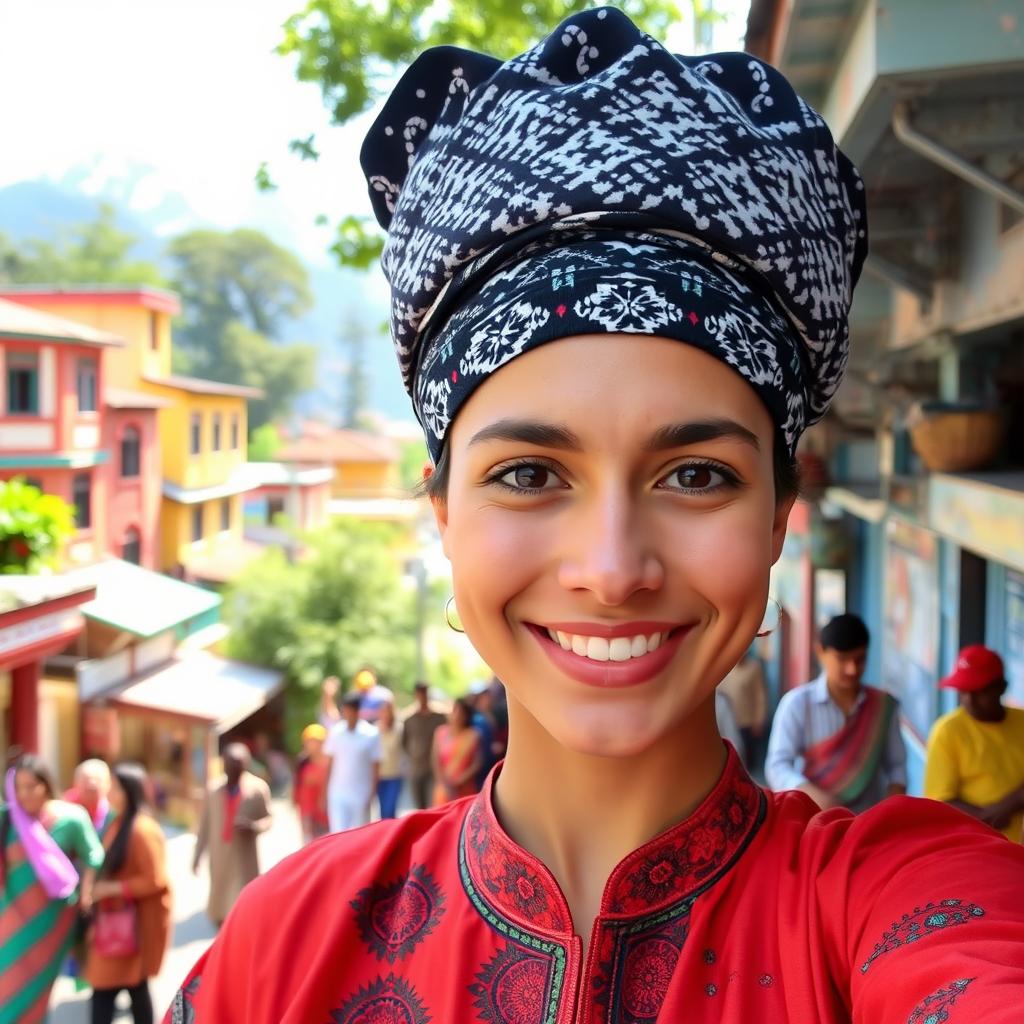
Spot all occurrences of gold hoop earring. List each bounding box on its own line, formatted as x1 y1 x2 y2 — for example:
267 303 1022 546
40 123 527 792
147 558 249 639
757 596 783 638
445 596 465 633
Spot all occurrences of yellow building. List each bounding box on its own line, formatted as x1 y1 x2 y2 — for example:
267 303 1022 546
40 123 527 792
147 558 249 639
278 426 400 498
0 287 263 581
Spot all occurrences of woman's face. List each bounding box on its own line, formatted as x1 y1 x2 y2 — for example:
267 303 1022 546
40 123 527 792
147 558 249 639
14 769 49 816
108 775 126 814
434 335 792 759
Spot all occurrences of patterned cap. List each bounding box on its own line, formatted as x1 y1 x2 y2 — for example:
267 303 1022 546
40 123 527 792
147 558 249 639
360 6 868 460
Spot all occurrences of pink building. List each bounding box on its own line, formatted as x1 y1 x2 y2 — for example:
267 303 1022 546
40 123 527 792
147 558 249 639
101 388 169 568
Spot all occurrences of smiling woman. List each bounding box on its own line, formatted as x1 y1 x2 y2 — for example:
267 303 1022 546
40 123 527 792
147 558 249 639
166 8 1024 1024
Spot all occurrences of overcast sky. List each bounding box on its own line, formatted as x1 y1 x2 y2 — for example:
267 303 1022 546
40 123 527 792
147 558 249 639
0 0 750 268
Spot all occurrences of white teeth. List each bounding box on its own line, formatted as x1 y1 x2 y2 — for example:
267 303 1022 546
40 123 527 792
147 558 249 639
543 628 674 663
609 637 633 662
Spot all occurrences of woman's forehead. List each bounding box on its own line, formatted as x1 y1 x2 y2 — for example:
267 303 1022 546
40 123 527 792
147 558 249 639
452 335 774 446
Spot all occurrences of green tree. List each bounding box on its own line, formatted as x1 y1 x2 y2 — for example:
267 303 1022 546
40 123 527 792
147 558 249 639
0 203 164 286
0 479 75 573
167 228 317 431
225 519 444 749
274 0 712 267
248 423 283 462
398 438 429 491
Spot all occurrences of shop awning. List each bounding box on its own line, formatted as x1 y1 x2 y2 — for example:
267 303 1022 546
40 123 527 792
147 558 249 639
63 558 221 638
109 650 284 734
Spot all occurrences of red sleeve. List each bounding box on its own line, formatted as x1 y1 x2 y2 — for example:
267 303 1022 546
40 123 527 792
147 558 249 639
809 796 1024 1022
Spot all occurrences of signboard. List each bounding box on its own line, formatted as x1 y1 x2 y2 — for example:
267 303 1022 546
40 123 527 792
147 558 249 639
0 609 82 660
929 474 1024 573
883 519 939 742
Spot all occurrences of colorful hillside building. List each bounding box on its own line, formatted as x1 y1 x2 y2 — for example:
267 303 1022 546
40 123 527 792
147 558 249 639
0 286 263 582
0 297 166 567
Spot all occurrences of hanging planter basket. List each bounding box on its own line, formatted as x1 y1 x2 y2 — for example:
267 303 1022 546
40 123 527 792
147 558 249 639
909 406 1007 473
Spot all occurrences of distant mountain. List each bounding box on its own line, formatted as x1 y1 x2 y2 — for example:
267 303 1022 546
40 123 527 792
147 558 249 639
0 177 412 424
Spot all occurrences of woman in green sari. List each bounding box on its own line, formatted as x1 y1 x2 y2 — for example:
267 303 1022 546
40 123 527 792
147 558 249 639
1 753 104 1024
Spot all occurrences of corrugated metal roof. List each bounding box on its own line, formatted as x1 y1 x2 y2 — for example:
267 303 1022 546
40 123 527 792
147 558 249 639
0 297 125 347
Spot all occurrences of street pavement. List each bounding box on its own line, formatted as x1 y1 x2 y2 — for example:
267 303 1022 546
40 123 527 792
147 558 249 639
49 799 304 1022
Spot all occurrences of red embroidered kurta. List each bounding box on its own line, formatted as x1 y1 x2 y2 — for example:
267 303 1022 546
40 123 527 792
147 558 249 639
167 747 1024 1023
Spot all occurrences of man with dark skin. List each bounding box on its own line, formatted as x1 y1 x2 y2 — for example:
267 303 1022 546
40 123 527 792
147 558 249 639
926 645 1024 842
401 682 447 810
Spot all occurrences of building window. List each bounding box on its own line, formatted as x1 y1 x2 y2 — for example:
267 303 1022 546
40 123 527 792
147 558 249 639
221 497 231 532
190 412 202 455
267 495 285 524
149 311 159 351
120 425 141 478
230 413 240 450
191 504 203 543
212 412 222 451
72 473 91 529
122 527 141 565
6 352 39 414
76 357 98 412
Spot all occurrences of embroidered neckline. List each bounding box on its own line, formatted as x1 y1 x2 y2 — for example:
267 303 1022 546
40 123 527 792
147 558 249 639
459 745 765 938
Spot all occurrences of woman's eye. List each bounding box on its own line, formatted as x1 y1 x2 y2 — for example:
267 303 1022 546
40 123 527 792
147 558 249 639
496 464 562 491
662 464 730 492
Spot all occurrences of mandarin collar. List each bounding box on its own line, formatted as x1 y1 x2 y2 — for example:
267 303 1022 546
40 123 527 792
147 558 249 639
459 745 765 939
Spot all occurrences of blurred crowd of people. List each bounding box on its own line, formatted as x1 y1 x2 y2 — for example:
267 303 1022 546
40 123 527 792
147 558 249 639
292 671 509 844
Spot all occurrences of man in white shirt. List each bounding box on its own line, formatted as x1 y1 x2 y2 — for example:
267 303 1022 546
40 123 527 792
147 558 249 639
324 692 382 832
765 613 906 813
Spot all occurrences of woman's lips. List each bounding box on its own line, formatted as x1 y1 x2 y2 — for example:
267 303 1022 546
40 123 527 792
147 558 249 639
527 622 692 688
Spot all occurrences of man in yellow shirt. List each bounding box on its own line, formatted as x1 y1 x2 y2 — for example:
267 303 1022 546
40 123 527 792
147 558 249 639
925 645 1024 842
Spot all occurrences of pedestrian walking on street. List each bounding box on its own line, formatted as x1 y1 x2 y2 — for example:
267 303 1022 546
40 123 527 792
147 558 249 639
168 10 1024 1023
400 680 446 809
375 701 404 820
925 645 1024 842
431 697 482 806
1 753 104 1024
64 758 117 838
717 649 768 770
765 614 907 812
293 724 330 843
192 743 272 928
85 763 171 1024
323 693 381 832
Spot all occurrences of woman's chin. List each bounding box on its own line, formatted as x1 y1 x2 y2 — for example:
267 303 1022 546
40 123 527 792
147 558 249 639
539 705 676 760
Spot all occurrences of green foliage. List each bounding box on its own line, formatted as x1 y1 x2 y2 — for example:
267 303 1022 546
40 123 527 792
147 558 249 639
398 438 429 490
0 203 164 286
0 479 75 574
248 423 283 462
167 228 317 430
225 519 440 749
277 0 706 269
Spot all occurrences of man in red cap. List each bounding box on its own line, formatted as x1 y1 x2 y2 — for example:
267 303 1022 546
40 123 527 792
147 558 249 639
925 645 1024 842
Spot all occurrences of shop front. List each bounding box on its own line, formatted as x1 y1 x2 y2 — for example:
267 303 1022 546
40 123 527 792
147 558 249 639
0 579 95 779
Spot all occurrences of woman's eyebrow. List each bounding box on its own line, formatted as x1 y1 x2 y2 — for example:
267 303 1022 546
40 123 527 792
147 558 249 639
646 420 761 452
468 419 583 450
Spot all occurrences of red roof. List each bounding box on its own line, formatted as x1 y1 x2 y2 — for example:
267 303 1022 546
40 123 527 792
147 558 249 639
278 428 398 464
0 285 181 316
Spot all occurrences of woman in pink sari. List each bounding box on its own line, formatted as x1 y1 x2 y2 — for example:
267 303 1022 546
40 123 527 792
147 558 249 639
431 698 482 805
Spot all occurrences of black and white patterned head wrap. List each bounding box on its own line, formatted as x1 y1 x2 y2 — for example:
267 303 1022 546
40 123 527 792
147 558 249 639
360 6 868 460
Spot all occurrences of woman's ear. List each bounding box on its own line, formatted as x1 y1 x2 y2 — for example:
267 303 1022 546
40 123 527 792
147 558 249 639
771 496 796 565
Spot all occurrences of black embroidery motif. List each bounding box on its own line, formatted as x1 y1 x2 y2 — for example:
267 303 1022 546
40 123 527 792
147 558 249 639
861 900 985 974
